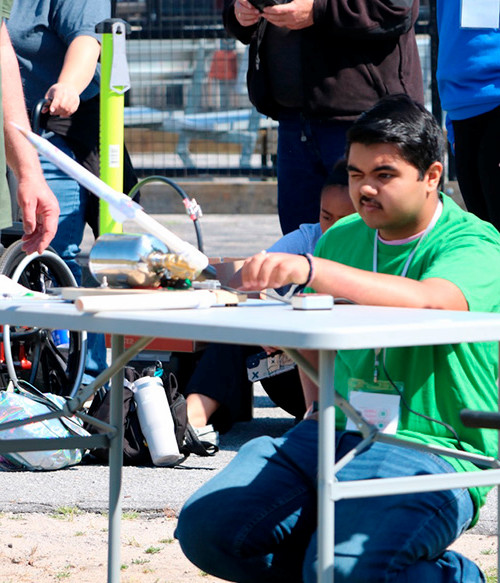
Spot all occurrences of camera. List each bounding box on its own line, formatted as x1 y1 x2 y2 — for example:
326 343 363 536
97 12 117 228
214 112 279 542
247 0 280 12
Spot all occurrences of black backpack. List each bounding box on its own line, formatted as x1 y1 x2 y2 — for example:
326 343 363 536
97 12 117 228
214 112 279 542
85 364 217 465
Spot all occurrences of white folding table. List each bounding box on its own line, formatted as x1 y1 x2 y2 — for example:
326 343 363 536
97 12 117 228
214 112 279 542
0 298 500 583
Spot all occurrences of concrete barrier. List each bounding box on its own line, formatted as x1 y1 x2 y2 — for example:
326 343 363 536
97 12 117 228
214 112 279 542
139 179 464 215
140 179 278 214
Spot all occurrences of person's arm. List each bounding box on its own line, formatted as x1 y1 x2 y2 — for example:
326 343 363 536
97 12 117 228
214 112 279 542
297 349 321 411
261 0 314 30
239 251 469 311
44 35 101 117
280 0 416 37
1 22 59 254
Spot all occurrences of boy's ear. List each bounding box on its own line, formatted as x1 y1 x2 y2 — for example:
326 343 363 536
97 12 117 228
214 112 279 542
425 161 443 190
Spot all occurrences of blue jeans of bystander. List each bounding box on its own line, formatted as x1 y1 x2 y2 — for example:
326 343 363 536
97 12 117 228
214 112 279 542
176 421 484 583
39 132 107 379
277 114 352 235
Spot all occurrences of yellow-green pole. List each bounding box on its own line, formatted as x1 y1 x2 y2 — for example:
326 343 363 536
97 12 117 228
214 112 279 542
96 19 131 235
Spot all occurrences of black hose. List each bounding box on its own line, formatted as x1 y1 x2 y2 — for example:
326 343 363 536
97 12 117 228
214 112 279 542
127 175 205 253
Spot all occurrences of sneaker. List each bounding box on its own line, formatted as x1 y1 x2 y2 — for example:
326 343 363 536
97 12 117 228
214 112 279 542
193 424 219 448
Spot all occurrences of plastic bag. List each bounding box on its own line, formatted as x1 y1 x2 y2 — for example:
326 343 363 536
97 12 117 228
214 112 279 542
0 390 89 471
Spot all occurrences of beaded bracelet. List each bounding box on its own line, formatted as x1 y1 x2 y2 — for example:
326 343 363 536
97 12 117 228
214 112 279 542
301 253 315 287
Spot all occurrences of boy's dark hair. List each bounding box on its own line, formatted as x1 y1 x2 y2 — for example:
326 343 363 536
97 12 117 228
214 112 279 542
323 158 348 189
346 94 445 179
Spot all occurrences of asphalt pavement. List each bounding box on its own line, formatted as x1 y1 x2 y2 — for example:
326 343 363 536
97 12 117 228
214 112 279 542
0 211 496 534
0 213 293 518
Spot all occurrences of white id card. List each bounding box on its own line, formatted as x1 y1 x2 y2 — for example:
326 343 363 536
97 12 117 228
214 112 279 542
461 0 500 29
346 391 400 434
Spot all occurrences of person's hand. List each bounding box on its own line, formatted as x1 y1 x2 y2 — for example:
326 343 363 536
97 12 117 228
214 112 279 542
239 251 310 291
263 0 314 29
17 177 59 254
43 83 80 117
234 0 261 26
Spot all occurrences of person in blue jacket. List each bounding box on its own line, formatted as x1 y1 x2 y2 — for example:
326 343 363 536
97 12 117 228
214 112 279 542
436 0 500 231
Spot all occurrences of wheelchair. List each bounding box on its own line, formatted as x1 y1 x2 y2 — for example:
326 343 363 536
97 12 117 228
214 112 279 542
0 222 86 398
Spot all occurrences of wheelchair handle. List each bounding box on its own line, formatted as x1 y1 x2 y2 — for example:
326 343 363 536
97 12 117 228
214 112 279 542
31 98 51 135
460 409 500 429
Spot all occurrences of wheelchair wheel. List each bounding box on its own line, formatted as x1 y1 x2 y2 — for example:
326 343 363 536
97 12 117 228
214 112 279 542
0 240 86 398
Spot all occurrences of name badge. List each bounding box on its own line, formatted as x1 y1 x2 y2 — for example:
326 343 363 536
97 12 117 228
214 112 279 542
346 390 400 434
461 0 500 29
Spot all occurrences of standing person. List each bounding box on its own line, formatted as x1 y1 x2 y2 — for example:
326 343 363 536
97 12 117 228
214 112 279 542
223 0 424 234
0 6 58 254
176 95 500 582
7 0 138 380
436 1 500 231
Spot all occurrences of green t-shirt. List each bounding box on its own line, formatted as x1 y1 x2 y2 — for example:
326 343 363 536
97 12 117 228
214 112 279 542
313 194 500 522
0 1 14 230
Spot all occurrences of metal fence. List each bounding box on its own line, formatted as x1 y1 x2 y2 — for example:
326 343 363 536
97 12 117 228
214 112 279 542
114 0 439 179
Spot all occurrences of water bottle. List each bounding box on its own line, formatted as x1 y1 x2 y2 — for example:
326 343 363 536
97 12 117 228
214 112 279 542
133 375 181 466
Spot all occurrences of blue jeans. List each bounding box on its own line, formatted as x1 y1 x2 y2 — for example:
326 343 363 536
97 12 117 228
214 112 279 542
40 132 107 379
176 422 484 583
277 114 352 234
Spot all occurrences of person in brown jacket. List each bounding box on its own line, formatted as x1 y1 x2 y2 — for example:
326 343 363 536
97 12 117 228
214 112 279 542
223 0 424 234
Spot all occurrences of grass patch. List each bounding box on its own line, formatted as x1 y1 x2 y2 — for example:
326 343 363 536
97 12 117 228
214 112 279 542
50 506 83 521
131 558 150 565
481 548 497 556
145 546 162 555
55 565 72 579
123 511 140 520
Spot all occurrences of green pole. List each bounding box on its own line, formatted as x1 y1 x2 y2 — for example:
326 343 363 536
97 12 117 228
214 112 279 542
95 19 131 235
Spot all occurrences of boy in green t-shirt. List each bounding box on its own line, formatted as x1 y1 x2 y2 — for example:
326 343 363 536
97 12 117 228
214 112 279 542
176 95 500 583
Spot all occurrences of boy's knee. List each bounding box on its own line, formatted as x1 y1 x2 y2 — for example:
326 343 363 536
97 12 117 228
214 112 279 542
176 500 215 567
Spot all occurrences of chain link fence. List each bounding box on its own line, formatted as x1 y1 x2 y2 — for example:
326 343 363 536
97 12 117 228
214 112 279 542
114 0 440 179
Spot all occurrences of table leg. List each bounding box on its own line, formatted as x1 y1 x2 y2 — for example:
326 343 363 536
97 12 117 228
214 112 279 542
108 334 125 583
318 350 336 583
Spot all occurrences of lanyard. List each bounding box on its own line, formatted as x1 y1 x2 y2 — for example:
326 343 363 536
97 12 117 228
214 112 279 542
371 199 443 381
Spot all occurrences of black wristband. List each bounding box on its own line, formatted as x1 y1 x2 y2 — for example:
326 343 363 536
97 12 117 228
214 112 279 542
300 253 315 287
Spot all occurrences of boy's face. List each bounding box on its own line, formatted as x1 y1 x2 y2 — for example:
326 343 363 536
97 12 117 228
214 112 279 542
347 142 442 240
319 186 354 233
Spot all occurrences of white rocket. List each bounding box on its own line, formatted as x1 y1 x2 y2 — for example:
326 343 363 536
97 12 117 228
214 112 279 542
13 123 212 278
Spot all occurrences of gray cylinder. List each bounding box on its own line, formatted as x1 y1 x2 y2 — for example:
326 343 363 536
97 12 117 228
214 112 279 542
89 233 169 287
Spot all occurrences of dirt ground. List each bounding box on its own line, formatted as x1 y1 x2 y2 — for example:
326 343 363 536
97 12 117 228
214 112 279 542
0 510 497 583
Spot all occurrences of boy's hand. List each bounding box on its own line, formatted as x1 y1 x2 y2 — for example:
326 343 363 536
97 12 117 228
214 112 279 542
239 251 310 291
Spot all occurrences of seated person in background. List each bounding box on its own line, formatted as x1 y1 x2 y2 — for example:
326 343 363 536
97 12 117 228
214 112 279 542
176 95 500 583
184 160 354 440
